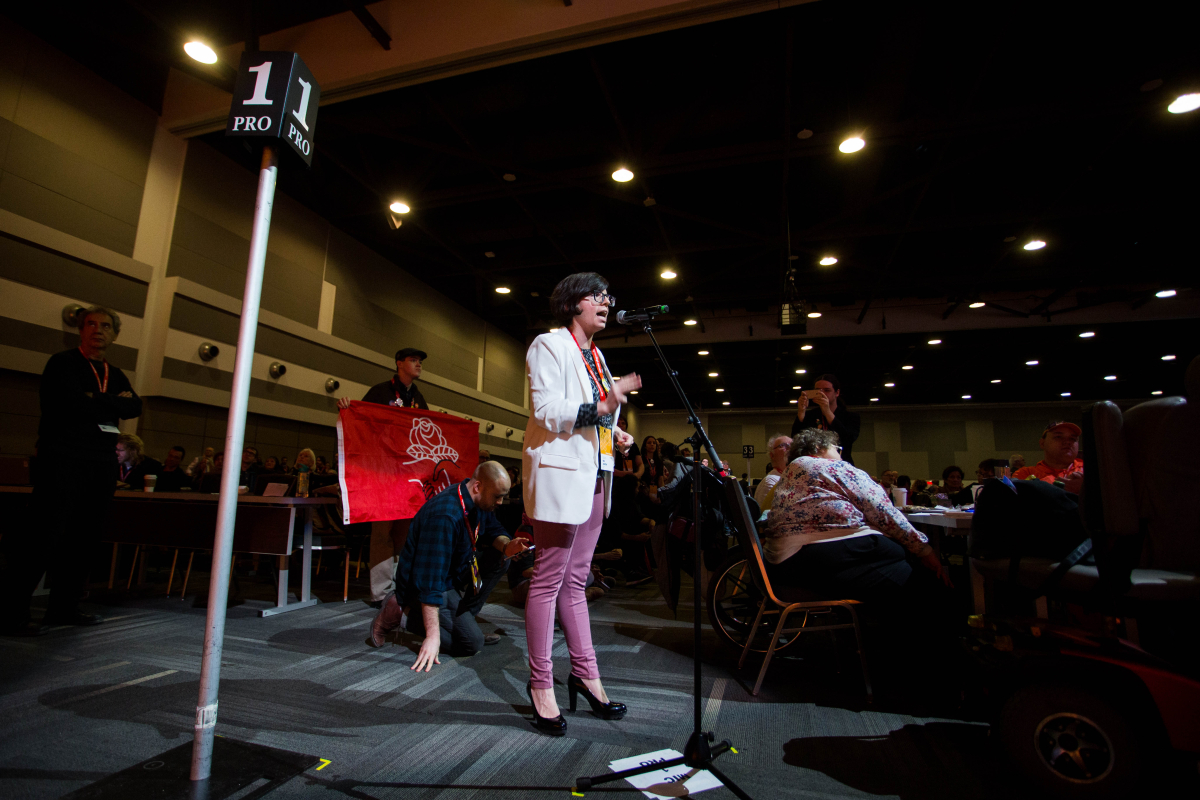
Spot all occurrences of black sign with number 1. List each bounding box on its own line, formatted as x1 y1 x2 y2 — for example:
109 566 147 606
225 51 321 167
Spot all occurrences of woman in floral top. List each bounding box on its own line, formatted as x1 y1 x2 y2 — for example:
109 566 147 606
765 429 950 602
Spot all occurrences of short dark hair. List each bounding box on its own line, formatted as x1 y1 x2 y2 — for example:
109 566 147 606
814 373 841 394
897 474 911 488
549 272 609 326
942 465 964 480
170 445 186 458
788 428 840 461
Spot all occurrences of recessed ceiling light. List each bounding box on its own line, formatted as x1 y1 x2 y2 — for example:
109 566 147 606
1162 354 1176 360
184 41 218 64
1156 289 1177 298
684 319 698 326
612 167 634 182
1104 375 1117 381
716 388 724 392
661 269 677 279
1168 93 1200 113
698 350 709 355
503 173 517 181
789 399 798 404
819 256 838 266
792 385 802 390
969 302 986 309
884 382 895 387
839 137 865 153
1061 392 1072 397
629 391 638 395
389 201 410 214
807 311 822 318
961 395 972 400
991 379 1001 383
800 344 813 351
795 369 806 374
1023 239 1046 251
1151 391 1163 396
708 372 718 377
484 251 496 258
901 365 914 370
646 403 654 407
722 401 730 406
1079 331 1095 338
796 128 813 139
549 327 559 332
494 287 511 294
870 398 879 402
1026 360 1039 366
927 339 942 345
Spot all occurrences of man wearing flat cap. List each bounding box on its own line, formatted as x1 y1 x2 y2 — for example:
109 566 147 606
339 347 431 604
1013 421 1084 493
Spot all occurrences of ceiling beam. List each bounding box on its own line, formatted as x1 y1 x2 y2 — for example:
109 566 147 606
343 1 392 50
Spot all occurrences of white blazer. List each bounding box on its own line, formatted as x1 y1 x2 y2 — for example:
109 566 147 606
522 327 614 525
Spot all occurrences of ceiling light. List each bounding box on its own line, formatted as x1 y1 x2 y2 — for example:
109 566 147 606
792 385 802 390
795 369 806 374
927 339 942 345
1168 93 1200 113
389 201 410 214
646 403 654 407
819 256 838 266
484 251 496 258
789 399 798 404
1026 360 1039 366
1162 355 1176 360
800 344 813 351
1151 391 1163 396
716 388 724 392
991 379 1001 384
901 365 914 370
698 350 709 355
684 319 698 326
1104 375 1117 381
1061 392 1072 397
612 167 634 182
184 41 218 64
807 311 822 318
839 137 865 153
969 302 986 309
870 398 879 402
549 327 559 332
884 382 895 387
629 391 638 395
1023 240 1046 251
1079 331 1095 338
1156 289 1177 298
494 287 511 294
796 129 813 139
722 401 730 406
661 269 677 279
708 372 718 377
503 173 516 181
961 395 972 399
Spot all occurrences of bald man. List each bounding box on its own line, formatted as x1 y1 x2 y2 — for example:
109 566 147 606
369 462 530 668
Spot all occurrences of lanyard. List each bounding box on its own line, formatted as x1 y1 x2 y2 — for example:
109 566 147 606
119 462 132 480
456 485 480 546
580 343 609 401
392 377 410 406
79 348 109 393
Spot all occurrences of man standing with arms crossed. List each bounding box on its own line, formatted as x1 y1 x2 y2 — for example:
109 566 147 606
339 347 429 606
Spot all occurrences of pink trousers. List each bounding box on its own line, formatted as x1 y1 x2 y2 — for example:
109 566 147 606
526 478 604 689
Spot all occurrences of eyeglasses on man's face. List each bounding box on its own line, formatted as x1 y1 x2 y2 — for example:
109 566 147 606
587 291 616 307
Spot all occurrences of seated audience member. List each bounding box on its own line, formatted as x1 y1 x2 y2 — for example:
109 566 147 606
368 462 529 663
478 450 492 463
754 433 792 511
263 456 279 472
881 470 899 491
212 452 224 473
1012 422 1084 493
942 465 976 505
187 446 215 477
679 446 692 459
278 456 292 474
315 455 329 475
156 446 189 492
896 475 911 492
116 434 162 490
765 429 949 606
238 446 262 488
1009 453 1026 472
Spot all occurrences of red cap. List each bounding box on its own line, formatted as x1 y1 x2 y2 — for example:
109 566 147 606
1042 421 1081 437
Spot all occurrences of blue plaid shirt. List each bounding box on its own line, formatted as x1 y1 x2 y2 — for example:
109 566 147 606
394 480 508 607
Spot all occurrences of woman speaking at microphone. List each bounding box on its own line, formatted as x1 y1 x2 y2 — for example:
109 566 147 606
522 273 641 735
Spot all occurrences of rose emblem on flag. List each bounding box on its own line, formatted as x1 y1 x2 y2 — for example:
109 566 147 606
405 417 460 466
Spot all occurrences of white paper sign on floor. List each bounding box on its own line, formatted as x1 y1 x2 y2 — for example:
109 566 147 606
607 749 723 798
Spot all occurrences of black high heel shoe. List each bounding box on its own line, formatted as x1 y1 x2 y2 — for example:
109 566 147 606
526 682 567 736
567 674 627 720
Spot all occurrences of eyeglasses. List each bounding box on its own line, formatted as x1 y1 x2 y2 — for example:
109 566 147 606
588 291 616 306
772 442 790 450
833 445 843 453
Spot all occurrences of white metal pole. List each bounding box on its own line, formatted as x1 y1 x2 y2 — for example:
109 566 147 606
190 145 278 787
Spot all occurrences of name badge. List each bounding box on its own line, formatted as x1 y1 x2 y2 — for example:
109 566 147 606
599 425 615 472
98 424 121 434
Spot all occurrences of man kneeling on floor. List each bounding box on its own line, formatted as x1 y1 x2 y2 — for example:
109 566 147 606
369 461 530 670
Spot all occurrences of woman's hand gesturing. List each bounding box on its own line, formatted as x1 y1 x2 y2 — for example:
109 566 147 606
598 372 642 416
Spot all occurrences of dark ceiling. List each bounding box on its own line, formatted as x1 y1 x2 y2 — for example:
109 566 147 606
9 1 1198 409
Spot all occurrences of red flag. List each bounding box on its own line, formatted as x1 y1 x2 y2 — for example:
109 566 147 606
336 402 480 524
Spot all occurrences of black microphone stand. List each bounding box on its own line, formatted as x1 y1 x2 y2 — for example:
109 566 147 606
574 319 752 799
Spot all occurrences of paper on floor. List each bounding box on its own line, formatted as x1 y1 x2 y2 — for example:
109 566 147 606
608 749 723 798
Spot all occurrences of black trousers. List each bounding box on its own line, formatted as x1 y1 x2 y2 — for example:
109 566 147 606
2 459 115 622
404 546 508 656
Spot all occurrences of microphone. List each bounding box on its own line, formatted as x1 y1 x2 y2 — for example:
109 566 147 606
616 305 669 324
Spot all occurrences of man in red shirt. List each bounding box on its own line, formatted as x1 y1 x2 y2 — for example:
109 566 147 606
1013 421 1084 493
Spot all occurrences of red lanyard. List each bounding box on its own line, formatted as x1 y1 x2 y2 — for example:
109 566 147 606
457 486 480 546
119 462 132 480
580 343 609 401
79 348 109 393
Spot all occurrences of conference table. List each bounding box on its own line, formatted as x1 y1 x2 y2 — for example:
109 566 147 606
902 509 973 532
0 486 337 617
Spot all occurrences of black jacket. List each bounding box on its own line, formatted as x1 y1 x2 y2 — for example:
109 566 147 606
791 404 862 466
362 376 428 409
37 349 142 462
